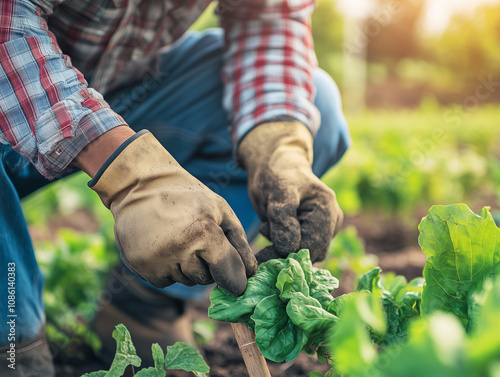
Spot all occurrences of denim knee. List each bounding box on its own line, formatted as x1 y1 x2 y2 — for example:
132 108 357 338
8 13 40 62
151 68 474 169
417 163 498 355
311 68 351 178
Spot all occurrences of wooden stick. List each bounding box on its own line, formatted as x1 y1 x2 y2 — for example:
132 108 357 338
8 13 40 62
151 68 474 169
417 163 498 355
231 322 272 377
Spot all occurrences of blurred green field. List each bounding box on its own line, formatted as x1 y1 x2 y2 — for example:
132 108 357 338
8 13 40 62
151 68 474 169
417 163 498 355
324 104 500 215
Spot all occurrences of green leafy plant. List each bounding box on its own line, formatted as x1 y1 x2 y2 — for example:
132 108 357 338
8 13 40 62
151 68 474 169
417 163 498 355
36 229 118 358
22 172 118 358
209 249 339 362
327 204 500 377
211 204 500 377
209 249 421 364
354 267 423 346
82 324 209 377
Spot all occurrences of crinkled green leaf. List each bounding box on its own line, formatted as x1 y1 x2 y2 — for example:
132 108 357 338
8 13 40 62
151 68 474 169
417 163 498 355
357 268 395 342
312 268 339 292
252 294 306 362
394 277 424 304
286 292 338 346
381 272 408 298
382 278 422 345
357 268 421 345
277 258 309 301
330 292 385 376
310 268 339 309
209 249 340 363
165 342 209 374
419 204 500 330
292 249 315 285
135 343 165 377
327 293 350 317
208 286 260 327
357 268 385 297
105 324 142 377
379 299 405 346
399 291 422 318
309 287 334 310
208 259 285 325
380 293 422 347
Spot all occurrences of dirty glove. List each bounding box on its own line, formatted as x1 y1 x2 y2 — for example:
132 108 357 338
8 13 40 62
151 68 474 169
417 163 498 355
90 130 257 295
237 122 343 263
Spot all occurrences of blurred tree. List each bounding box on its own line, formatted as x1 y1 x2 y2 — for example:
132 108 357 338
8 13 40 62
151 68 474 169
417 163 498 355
311 0 344 81
429 4 500 82
366 0 425 71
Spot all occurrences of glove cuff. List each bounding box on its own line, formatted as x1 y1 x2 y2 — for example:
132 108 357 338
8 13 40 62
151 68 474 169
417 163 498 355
89 130 181 209
237 121 314 172
88 129 150 189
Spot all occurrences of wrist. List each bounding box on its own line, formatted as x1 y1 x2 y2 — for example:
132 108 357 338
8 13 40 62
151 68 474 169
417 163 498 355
237 121 314 172
73 126 136 178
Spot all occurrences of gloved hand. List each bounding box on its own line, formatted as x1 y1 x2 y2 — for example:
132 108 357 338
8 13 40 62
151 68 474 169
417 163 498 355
237 121 343 263
90 131 257 296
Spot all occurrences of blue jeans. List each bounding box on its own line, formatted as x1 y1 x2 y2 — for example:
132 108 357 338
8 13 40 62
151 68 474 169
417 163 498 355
0 29 350 345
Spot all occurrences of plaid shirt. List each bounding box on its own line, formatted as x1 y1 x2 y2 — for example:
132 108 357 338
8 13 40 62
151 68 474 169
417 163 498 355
0 0 319 179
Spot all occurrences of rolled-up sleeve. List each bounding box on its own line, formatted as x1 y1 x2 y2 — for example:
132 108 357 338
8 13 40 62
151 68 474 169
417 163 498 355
0 0 126 179
217 0 320 145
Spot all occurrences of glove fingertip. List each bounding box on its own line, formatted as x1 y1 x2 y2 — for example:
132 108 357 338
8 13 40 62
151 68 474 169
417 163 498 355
219 278 247 296
255 246 282 264
333 211 344 238
208 245 249 296
245 254 258 277
224 229 258 278
259 222 271 239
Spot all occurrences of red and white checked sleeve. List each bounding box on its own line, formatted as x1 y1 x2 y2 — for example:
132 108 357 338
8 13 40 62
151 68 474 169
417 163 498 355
0 0 126 179
217 0 320 145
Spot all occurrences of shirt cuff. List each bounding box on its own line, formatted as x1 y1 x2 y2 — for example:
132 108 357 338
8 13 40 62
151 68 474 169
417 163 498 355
233 95 321 145
28 88 127 180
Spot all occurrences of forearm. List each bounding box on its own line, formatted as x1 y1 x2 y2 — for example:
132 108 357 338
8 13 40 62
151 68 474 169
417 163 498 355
73 126 136 178
0 0 127 179
218 0 320 145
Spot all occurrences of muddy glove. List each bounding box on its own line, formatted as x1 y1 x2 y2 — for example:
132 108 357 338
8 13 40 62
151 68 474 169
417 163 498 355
237 122 343 263
90 130 257 295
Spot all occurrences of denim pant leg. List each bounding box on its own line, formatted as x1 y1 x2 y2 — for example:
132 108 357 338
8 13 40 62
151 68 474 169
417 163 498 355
0 146 46 346
105 28 350 300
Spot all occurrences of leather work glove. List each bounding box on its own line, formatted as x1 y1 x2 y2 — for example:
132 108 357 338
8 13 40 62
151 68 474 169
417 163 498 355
237 121 343 264
90 131 257 296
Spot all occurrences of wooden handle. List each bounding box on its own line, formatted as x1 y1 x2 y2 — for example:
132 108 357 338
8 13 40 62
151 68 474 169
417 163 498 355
231 322 272 377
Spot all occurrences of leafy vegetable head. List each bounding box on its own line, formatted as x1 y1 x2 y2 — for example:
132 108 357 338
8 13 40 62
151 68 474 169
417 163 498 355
209 249 339 362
